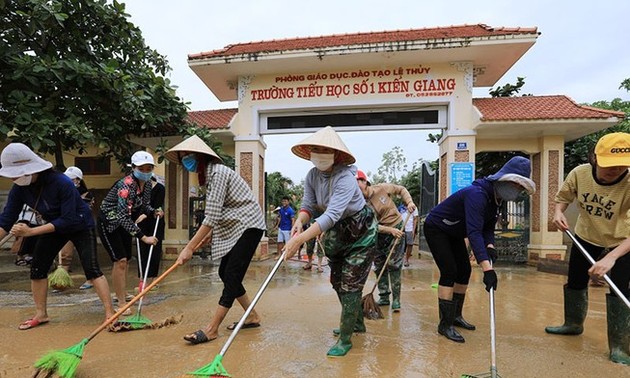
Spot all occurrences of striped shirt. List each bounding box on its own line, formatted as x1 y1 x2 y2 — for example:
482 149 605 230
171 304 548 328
202 164 266 260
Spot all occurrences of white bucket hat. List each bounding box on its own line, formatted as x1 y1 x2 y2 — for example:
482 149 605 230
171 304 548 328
131 151 155 167
64 166 83 180
164 135 223 164
0 143 53 178
291 126 355 165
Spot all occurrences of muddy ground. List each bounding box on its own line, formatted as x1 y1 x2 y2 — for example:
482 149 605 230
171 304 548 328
0 251 626 378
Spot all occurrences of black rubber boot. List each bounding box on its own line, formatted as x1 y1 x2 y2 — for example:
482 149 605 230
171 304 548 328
607 294 630 365
545 284 588 335
328 292 362 357
452 292 476 330
438 298 465 343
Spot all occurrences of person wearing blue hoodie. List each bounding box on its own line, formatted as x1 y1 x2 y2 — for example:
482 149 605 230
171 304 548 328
283 126 377 357
423 156 535 343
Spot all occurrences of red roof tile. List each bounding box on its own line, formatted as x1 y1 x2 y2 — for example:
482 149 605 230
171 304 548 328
189 24 538 60
187 109 237 129
473 96 625 122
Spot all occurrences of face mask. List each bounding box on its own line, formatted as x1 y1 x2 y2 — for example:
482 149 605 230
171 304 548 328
494 181 523 202
310 152 335 171
182 154 198 173
14 175 33 186
133 169 153 182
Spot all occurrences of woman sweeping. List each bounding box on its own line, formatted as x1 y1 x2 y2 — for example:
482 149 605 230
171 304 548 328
135 174 165 291
423 156 535 343
98 151 162 314
165 135 267 345
283 126 377 357
0 143 115 329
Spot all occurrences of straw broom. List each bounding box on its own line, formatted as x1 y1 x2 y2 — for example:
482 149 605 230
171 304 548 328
49 251 73 291
33 262 180 378
362 212 411 320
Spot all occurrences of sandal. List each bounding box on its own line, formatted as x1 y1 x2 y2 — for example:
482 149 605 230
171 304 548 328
15 256 32 266
183 330 216 345
316 267 324 273
18 318 49 330
115 307 132 316
303 263 312 270
226 321 260 331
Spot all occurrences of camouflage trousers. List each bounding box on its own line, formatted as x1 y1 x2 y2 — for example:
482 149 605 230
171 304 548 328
373 221 406 274
321 206 377 294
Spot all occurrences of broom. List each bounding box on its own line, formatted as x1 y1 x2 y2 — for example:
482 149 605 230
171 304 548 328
116 217 161 329
33 261 180 378
48 250 73 291
0 232 14 248
362 212 411 320
184 250 288 378
461 262 500 378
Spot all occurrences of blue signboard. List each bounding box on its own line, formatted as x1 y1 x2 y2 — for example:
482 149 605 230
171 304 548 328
450 162 474 194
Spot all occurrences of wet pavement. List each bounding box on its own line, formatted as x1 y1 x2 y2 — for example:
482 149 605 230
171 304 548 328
0 249 627 377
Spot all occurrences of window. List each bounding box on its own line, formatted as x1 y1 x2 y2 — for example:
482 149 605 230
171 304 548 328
74 157 111 175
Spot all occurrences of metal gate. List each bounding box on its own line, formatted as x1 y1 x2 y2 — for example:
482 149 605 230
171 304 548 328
494 198 530 263
418 162 437 252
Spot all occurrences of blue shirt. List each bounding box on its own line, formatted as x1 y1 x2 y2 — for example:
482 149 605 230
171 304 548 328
0 170 95 234
278 205 295 231
425 178 498 263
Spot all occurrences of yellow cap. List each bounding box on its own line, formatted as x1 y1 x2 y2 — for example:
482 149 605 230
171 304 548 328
595 132 630 167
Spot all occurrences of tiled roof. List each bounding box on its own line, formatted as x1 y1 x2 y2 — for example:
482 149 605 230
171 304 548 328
187 109 237 129
473 96 625 121
189 24 538 60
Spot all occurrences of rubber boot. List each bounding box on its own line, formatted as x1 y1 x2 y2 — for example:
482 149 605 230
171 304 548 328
545 285 588 335
438 298 465 343
333 306 366 336
607 294 630 365
377 271 390 306
391 270 402 311
452 292 475 330
328 292 362 357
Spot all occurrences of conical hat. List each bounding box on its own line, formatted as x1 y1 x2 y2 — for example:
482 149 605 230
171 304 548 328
291 126 355 165
164 135 223 164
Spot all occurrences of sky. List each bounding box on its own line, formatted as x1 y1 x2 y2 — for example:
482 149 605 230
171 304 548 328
124 0 629 182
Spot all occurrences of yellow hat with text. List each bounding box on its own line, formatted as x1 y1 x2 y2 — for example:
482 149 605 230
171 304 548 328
595 132 630 167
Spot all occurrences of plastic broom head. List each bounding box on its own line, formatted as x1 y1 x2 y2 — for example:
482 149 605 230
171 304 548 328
116 313 152 328
186 354 230 377
34 338 88 378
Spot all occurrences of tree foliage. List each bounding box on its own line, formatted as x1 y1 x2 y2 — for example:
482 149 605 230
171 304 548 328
265 171 294 210
0 0 189 170
563 93 630 175
376 146 407 184
489 76 527 97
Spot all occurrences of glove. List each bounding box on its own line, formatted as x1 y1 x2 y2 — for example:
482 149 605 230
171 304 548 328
483 270 498 292
487 247 498 264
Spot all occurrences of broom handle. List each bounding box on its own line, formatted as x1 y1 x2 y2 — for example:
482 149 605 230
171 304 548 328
368 212 412 295
565 230 630 309
137 216 161 314
0 233 13 249
489 262 498 378
86 261 178 340
218 249 287 358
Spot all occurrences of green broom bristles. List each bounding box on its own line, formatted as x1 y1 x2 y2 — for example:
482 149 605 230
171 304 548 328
116 313 152 328
34 338 88 378
48 267 73 290
186 355 231 377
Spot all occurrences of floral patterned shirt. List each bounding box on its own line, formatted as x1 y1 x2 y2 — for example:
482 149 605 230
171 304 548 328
99 174 154 238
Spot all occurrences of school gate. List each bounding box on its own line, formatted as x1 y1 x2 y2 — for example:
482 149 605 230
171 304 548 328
154 24 624 264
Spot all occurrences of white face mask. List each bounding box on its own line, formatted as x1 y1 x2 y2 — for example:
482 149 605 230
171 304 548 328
310 152 335 171
13 175 33 186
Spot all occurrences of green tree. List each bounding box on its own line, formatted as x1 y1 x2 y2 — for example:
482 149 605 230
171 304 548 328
399 160 422 205
563 80 630 175
266 171 294 210
0 0 189 170
377 146 407 184
488 76 527 97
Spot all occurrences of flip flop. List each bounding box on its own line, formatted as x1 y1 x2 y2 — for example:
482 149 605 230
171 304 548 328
303 264 312 270
79 282 93 290
227 321 260 331
183 330 216 345
18 318 49 330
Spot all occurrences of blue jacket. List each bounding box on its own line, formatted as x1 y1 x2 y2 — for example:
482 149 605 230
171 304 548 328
425 178 497 263
0 169 95 234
